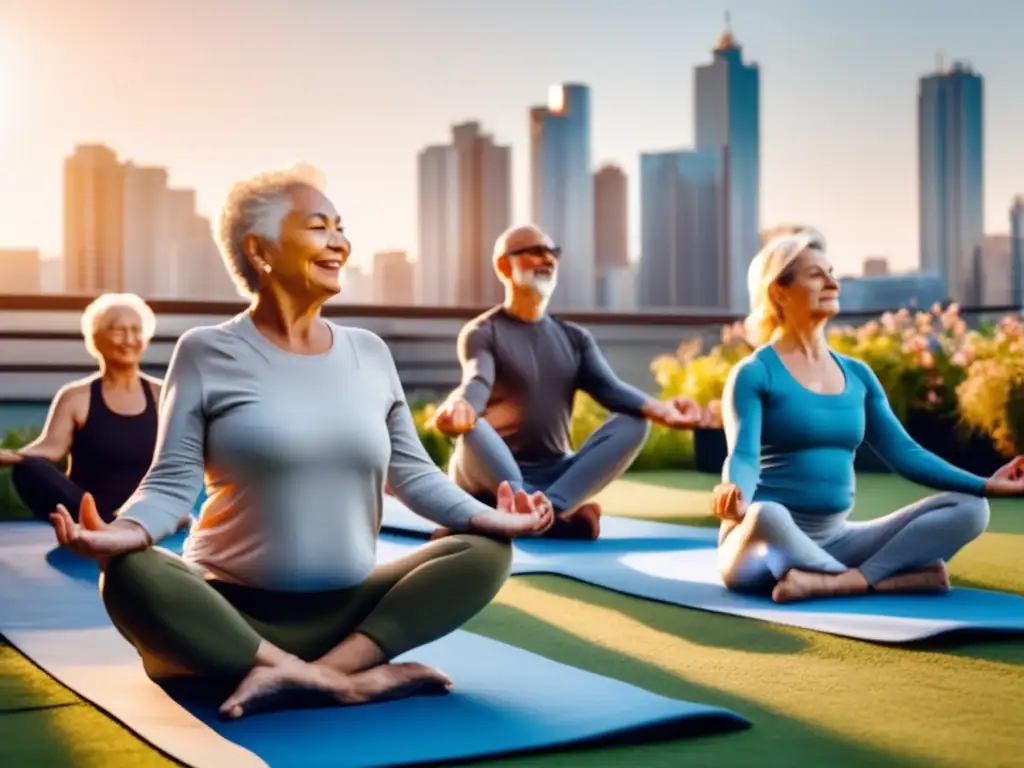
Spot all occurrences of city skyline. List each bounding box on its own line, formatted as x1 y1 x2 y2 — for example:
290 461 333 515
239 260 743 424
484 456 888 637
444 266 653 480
2 0 1023 278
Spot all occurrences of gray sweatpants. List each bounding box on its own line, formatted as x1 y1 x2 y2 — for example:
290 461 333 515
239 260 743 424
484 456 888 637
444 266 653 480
718 492 991 590
447 415 650 515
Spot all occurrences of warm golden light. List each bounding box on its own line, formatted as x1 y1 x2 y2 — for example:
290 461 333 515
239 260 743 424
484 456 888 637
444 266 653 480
547 84 565 114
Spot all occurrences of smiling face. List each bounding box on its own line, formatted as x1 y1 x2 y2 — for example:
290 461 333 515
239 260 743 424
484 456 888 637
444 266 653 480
91 306 147 367
246 184 352 300
771 246 841 327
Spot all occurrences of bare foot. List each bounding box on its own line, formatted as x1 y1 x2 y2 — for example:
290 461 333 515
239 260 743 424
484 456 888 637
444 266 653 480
548 502 602 540
220 659 337 720
874 562 950 594
772 568 868 603
219 660 450 720
346 662 452 704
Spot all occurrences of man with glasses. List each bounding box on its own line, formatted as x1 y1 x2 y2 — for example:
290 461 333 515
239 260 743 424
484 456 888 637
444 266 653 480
430 224 704 540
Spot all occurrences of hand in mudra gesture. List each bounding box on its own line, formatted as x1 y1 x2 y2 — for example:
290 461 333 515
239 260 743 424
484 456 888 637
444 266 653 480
50 492 148 563
984 456 1024 496
429 397 477 436
469 481 555 538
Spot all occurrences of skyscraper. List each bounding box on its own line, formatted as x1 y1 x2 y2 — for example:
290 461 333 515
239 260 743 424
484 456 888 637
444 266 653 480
417 144 460 307
1012 196 1024 307
374 250 416 305
530 83 594 310
122 162 171 297
417 122 511 307
694 19 760 312
64 144 125 294
638 149 726 310
918 60 984 305
64 144 227 300
594 164 630 309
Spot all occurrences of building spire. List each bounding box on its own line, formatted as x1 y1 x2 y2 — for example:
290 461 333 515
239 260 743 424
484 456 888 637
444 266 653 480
714 10 739 52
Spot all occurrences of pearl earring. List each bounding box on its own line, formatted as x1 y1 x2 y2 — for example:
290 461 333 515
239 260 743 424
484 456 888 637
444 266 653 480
262 263 272 274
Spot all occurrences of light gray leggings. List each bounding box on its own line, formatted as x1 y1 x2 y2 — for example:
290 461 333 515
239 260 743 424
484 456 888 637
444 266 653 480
447 414 650 514
718 492 991 590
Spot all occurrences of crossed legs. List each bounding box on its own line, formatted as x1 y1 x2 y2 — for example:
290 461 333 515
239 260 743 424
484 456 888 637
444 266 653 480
447 415 650 539
718 493 990 602
101 533 512 718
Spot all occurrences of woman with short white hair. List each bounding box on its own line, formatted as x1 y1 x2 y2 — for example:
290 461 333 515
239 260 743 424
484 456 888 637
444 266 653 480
46 165 554 719
0 293 162 523
712 229 1024 603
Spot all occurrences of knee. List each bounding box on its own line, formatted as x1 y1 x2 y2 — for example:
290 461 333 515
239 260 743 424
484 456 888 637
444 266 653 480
616 413 652 447
944 492 990 542
745 501 790 536
10 456 43 492
100 548 163 607
450 533 513 594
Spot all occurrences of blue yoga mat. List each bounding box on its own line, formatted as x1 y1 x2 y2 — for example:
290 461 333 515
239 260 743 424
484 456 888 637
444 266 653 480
380 497 1024 644
0 523 748 768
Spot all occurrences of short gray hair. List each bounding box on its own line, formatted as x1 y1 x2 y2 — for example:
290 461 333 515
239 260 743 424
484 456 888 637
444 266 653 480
80 293 157 360
216 164 327 296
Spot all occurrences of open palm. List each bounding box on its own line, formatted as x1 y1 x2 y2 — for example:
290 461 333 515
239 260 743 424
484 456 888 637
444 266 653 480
50 493 126 560
469 482 554 538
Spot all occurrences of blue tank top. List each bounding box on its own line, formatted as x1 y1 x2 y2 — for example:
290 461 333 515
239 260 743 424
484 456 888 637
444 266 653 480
67 377 158 517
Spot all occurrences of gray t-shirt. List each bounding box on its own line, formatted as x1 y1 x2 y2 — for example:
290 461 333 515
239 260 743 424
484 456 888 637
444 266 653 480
118 313 489 592
450 307 650 464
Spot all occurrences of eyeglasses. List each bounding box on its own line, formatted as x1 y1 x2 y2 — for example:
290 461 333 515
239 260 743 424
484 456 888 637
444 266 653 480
506 244 562 259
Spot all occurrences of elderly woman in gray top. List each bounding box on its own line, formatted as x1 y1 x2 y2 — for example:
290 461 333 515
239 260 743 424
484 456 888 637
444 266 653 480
47 165 554 720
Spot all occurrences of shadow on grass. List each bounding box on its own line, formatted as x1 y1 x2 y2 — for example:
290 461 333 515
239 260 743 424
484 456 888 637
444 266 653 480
519 574 808 656
896 628 1024 667
464 599 923 768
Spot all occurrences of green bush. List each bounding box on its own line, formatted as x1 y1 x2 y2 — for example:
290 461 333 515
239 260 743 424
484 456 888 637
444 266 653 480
571 392 695 471
0 426 39 520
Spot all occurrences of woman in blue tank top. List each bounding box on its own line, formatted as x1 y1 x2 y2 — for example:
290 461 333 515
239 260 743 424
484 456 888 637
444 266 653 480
0 294 163 524
715 229 1024 603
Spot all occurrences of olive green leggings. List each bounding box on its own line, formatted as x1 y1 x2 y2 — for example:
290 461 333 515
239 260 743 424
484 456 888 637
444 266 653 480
100 534 513 681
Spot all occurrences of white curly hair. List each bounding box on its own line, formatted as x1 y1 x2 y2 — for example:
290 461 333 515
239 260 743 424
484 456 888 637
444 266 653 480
80 293 157 360
216 163 327 297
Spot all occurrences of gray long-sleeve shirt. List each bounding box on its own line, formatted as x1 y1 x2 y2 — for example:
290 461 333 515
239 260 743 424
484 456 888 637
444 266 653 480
118 313 490 591
449 307 650 464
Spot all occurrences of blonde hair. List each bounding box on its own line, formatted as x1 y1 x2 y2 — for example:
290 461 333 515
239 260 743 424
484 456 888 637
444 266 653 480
743 228 826 345
80 293 157 360
216 163 327 297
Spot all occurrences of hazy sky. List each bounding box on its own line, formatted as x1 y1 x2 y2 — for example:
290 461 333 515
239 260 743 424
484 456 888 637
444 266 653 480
1 0 1021 275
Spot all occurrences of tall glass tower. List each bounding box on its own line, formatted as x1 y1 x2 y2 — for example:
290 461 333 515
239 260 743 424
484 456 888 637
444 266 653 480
694 19 760 312
530 83 595 310
1011 196 1023 308
918 61 984 305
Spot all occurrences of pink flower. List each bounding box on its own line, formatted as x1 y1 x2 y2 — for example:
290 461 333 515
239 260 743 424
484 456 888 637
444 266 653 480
857 321 880 342
928 390 940 404
904 334 928 353
880 312 898 333
918 351 935 369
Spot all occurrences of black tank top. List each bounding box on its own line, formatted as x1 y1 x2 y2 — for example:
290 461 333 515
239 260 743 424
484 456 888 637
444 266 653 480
68 377 159 517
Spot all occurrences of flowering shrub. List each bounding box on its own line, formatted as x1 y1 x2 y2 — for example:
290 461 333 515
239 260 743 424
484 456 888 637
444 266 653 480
571 392 695 470
650 323 753 428
956 315 1024 456
827 304 974 422
649 305 984 429
410 402 454 468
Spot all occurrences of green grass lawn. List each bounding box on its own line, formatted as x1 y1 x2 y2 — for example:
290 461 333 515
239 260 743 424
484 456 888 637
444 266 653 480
2 471 1022 767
